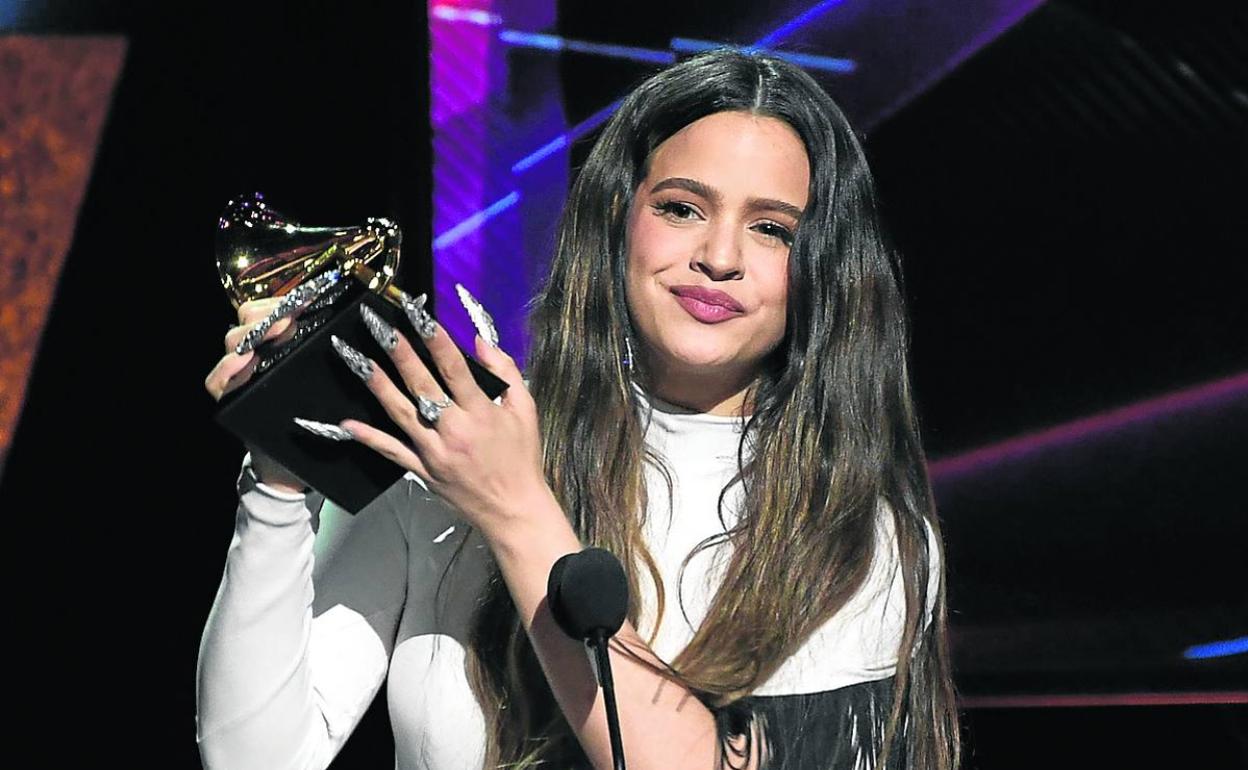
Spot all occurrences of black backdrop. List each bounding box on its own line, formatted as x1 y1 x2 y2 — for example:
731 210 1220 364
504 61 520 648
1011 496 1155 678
3 1 425 763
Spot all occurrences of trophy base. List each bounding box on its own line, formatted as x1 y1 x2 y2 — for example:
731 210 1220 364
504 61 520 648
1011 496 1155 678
216 284 507 513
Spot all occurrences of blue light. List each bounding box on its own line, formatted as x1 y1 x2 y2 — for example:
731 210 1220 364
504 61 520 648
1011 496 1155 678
498 30 676 65
670 38 856 73
511 99 622 174
434 191 521 250
568 98 625 141
498 30 562 51
512 136 568 174
769 49 857 74
752 0 852 48
667 38 723 54
1183 636 1248 660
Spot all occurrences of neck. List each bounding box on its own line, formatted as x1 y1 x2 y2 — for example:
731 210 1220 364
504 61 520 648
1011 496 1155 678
643 365 757 417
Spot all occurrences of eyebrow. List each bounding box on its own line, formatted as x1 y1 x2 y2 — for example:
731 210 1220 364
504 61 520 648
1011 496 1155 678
649 177 805 222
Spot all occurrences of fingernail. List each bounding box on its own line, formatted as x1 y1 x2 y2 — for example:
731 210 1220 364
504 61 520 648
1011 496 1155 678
331 334 373 381
400 291 437 339
455 283 499 347
293 417 354 441
235 269 343 355
359 304 399 352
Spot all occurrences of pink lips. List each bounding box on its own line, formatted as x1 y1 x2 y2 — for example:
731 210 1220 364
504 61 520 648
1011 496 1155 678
669 285 745 323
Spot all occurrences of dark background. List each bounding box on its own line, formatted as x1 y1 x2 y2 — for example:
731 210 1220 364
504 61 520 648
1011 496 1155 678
3 0 1245 766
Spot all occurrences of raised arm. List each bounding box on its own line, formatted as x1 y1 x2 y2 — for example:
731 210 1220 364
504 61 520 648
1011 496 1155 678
195 459 410 769
199 289 416 769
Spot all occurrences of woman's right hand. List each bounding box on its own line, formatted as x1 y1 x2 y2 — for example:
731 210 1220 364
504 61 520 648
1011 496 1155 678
204 298 308 494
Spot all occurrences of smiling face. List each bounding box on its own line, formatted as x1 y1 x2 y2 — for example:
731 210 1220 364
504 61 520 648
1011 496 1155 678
624 110 810 412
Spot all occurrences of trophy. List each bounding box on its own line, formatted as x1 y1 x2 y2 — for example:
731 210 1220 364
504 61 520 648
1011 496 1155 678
214 192 507 513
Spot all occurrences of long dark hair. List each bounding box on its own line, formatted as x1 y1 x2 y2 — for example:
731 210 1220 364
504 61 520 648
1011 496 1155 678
465 49 959 769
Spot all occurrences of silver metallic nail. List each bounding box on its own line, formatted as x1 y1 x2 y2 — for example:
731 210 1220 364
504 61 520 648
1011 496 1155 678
359 304 399 352
293 417 354 441
415 394 452 423
235 269 343 355
455 283 499 347
331 334 373 381
400 291 437 339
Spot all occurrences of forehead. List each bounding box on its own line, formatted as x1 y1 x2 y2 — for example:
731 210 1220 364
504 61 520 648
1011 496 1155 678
645 111 810 206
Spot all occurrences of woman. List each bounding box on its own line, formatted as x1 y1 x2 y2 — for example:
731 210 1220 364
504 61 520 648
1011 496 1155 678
199 50 959 769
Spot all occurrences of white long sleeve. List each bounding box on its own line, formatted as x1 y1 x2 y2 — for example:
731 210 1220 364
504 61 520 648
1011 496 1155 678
196 457 410 769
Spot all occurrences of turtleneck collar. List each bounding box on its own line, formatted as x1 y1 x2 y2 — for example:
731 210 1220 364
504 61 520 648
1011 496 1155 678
631 380 750 461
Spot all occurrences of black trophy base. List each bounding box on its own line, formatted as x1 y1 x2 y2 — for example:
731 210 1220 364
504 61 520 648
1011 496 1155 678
215 284 507 513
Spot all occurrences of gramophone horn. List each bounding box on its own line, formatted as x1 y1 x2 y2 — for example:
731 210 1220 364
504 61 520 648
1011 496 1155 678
216 192 401 308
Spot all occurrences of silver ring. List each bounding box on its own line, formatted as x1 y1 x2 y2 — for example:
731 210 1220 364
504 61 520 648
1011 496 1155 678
416 395 453 423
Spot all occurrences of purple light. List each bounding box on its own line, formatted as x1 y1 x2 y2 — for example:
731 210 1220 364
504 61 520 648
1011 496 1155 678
930 371 1248 481
961 691 1248 709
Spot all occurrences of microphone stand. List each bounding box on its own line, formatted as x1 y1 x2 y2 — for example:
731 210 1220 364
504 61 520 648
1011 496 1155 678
589 628 626 770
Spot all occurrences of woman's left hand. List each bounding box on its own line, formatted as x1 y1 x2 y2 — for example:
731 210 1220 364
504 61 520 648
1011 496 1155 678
326 294 556 544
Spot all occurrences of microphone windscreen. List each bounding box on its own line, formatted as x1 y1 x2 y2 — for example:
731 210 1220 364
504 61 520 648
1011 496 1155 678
547 547 629 640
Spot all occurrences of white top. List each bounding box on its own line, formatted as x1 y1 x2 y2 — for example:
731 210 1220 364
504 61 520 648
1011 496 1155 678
195 388 939 769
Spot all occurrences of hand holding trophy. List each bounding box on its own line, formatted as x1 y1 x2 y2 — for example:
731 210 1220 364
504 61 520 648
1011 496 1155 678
205 193 507 512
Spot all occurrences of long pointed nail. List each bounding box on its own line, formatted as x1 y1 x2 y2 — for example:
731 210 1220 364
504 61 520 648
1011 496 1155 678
331 334 373 381
455 283 499 347
360 305 399 352
399 291 437 339
293 417 354 441
235 269 343 355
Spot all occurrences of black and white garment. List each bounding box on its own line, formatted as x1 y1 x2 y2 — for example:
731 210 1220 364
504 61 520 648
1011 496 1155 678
196 385 938 770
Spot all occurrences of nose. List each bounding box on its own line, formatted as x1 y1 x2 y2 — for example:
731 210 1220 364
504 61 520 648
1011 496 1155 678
692 220 744 281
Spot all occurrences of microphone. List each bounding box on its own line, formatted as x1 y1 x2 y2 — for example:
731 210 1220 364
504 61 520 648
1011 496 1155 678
548 547 629 770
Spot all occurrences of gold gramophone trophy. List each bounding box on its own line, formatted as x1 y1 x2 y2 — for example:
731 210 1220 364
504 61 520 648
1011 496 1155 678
214 192 506 512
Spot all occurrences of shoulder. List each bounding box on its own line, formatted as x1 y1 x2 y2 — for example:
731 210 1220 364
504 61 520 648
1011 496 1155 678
752 499 941 697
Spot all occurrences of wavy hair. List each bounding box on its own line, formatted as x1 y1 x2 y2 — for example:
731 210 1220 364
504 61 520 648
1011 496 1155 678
464 50 959 769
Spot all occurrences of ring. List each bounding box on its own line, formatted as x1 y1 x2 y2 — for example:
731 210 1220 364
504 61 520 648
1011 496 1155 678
416 395 453 424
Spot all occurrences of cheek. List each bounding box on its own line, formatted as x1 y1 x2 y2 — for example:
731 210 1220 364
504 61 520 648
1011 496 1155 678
625 211 672 276
756 259 790 323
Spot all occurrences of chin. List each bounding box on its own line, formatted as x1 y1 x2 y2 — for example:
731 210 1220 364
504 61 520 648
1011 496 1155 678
654 338 745 372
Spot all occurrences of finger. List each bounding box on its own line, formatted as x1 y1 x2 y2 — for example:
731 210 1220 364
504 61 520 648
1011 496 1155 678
339 418 435 482
474 335 532 412
425 321 491 409
205 349 256 400
474 334 524 390
359 304 448 404
393 289 487 409
224 317 294 354
235 270 344 354
220 354 260 398
329 335 445 450
238 297 284 326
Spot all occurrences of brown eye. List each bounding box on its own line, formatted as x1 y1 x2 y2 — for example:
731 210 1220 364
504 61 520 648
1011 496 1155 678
653 201 700 220
754 222 794 247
